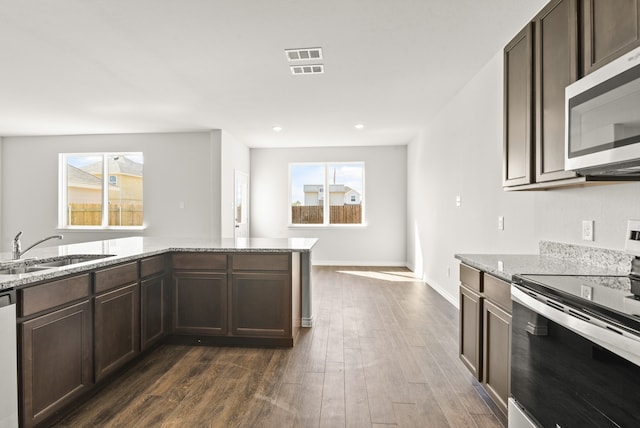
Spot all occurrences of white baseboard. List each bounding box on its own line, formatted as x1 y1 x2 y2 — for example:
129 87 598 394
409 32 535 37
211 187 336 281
423 275 458 309
312 260 408 267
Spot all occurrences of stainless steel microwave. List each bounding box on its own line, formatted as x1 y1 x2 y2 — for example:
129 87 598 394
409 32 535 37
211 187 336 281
565 45 640 176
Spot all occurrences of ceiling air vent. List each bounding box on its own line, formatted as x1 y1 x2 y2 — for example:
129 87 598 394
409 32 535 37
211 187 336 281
290 64 324 75
285 47 323 61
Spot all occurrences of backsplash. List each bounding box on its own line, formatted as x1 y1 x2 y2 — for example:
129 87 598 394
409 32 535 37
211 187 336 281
539 241 634 273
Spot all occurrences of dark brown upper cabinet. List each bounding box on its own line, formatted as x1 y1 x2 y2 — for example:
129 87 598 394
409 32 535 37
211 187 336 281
535 0 580 183
582 0 640 75
503 23 534 187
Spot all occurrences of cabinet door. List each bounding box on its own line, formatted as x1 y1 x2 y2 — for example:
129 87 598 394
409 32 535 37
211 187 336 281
459 285 482 380
173 272 227 335
141 274 167 350
483 299 512 419
21 301 93 428
504 23 534 187
535 0 579 183
231 272 291 338
583 0 640 74
94 283 140 382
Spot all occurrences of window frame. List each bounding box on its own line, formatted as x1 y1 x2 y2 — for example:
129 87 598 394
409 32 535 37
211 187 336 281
288 161 366 228
58 152 145 230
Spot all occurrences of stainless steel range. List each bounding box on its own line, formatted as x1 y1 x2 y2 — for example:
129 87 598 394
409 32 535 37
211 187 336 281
510 273 640 427
509 221 640 428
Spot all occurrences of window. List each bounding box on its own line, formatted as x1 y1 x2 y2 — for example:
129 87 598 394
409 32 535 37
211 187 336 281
290 162 364 225
59 152 144 228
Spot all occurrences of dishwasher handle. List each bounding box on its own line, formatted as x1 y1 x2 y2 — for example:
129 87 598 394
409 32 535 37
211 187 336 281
0 290 16 308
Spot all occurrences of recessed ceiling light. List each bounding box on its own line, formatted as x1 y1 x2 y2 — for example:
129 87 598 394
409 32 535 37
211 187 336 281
355 123 364 130
272 125 283 132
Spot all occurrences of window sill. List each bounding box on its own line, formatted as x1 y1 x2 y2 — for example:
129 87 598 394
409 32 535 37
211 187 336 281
288 223 368 230
57 226 147 232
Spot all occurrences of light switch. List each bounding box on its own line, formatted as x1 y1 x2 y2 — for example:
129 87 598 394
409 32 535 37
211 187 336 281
498 216 504 230
582 220 594 241
456 195 461 207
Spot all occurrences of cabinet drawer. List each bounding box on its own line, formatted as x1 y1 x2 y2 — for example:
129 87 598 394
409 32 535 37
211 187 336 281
94 262 138 294
140 255 166 278
232 253 290 271
21 274 91 317
172 253 227 271
460 264 483 292
484 274 512 312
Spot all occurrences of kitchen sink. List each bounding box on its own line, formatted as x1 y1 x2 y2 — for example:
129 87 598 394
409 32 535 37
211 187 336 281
0 254 116 275
0 266 51 275
35 254 115 268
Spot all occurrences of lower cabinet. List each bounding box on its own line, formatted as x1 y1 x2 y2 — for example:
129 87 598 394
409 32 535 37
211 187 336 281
20 300 93 428
141 274 168 350
140 255 170 351
173 272 227 335
458 264 512 419
94 283 140 382
171 252 300 345
459 284 482 380
483 299 512 417
231 272 291 338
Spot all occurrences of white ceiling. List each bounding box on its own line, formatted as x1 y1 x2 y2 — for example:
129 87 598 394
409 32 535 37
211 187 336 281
0 0 545 148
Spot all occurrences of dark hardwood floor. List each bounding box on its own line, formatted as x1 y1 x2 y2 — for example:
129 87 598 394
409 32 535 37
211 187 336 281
54 266 504 428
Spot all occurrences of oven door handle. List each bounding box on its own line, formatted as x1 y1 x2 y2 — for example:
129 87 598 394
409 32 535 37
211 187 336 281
512 285 640 366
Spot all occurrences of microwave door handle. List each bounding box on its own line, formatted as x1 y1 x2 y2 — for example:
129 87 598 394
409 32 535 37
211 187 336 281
511 285 640 366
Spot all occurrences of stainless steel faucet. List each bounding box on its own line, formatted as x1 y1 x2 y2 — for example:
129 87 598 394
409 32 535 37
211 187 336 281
12 231 63 260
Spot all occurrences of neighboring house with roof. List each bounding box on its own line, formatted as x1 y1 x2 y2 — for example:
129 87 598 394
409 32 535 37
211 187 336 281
81 156 143 205
344 186 361 205
303 184 361 206
67 164 103 203
303 184 324 206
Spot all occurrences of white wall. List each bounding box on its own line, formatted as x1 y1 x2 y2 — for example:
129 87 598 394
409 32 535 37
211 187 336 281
407 48 640 306
220 130 250 238
533 182 640 249
251 145 407 265
407 51 538 305
1 131 222 250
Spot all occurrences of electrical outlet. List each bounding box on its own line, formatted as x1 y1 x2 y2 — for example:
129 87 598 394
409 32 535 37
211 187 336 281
582 220 594 241
581 285 593 300
498 216 504 230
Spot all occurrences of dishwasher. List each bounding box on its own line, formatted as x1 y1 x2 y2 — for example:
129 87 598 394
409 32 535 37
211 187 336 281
0 289 18 428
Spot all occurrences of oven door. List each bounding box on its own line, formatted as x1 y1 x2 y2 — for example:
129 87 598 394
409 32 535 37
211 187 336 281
510 285 640 428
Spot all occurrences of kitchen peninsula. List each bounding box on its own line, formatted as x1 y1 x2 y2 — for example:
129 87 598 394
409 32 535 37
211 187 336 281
1 236 317 428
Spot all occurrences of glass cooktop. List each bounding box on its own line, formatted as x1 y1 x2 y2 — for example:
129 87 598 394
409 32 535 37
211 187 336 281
513 274 640 333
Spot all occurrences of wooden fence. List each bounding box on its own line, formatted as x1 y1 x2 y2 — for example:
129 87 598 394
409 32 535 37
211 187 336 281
68 203 143 226
291 205 362 224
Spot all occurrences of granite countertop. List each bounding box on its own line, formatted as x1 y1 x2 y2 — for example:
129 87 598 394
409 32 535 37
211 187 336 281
454 254 628 283
455 241 634 283
0 236 319 289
